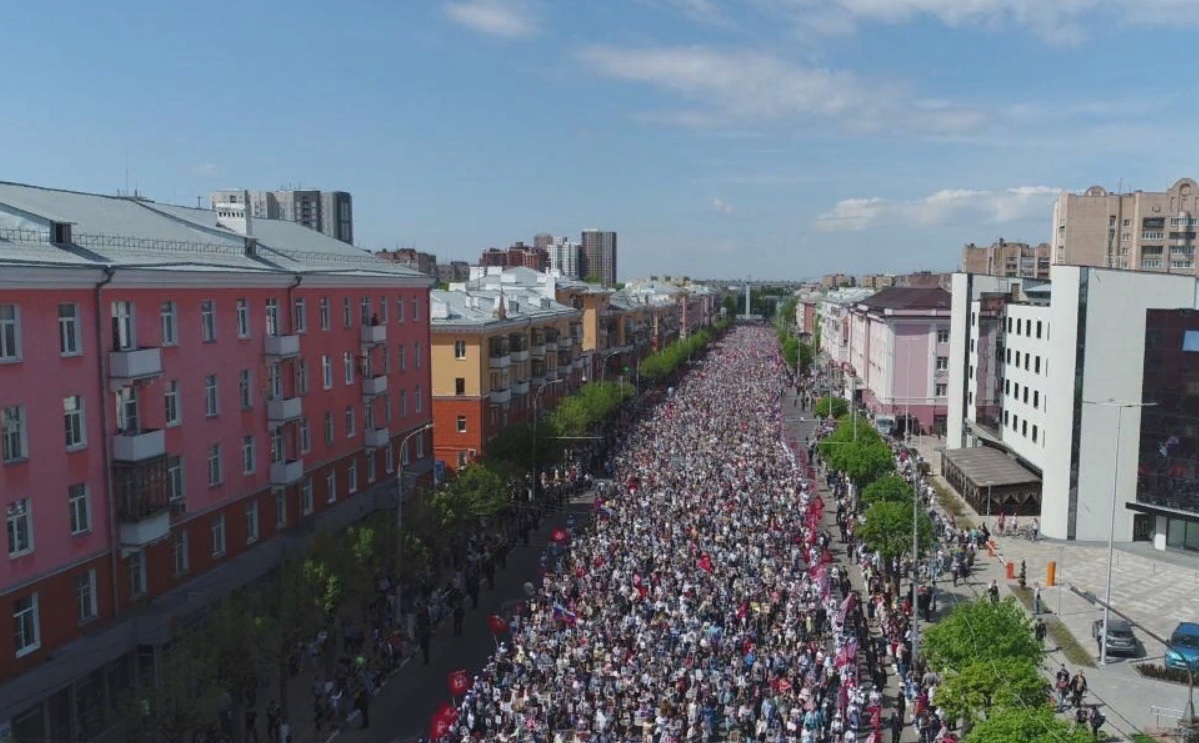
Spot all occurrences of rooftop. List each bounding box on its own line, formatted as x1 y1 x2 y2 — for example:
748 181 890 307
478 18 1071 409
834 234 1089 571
943 446 1041 488
858 286 952 311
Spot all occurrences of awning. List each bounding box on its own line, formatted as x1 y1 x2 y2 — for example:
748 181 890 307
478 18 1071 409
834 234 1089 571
943 446 1041 488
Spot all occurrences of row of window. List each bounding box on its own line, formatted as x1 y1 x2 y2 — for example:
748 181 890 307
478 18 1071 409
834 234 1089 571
0 293 423 362
1005 379 1044 411
1005 348 1046 376
5 484 92 558
1006 316 1047 340
1003 410 1041 445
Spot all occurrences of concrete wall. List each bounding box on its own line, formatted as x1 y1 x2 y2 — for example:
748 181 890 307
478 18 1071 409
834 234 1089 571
1002 303 1052 469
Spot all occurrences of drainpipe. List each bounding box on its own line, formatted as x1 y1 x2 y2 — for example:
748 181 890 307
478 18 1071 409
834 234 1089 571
93 265 120 619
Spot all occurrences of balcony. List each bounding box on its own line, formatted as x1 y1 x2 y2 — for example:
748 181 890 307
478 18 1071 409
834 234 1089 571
114 457 171 546
512 379 530 395
264 334 301 358
530 343 546 358
361 324 387 344
511 347 530 362
270 458 304 486
574 357 585 370
362 375 388 396
113 428 166 462
558 337 572 351
267 396 302 423
490 387 511 405
109 347 162 380
365 426 390 449
489 354 511 369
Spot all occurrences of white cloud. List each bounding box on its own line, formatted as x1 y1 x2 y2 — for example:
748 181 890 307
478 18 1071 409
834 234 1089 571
711 197 736 214
814 186 1061 232
649 0 730 24
443 0 539 38
746 0 1199 43
578 45 989 135
190 163 218 177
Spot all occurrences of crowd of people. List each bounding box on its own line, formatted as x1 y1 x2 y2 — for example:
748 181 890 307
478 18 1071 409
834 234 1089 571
439 326 880 743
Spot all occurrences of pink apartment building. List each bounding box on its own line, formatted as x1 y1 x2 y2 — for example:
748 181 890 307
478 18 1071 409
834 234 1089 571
0 183 433 742
842 287 952 435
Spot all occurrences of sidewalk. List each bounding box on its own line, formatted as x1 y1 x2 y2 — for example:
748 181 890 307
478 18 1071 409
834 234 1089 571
909 435 1199 738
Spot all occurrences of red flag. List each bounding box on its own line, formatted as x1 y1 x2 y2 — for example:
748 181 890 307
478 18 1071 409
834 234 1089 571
448 668 470 697
551 528 569 544
487 613 509 635
698 554 713 573
430 702 457 740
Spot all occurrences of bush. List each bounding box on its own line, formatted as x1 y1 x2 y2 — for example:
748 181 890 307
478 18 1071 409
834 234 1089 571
640 330 714 380
1134 663 1193 684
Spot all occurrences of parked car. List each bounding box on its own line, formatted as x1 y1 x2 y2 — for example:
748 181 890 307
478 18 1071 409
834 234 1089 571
1164 622 1199 671
1091 617 1139 656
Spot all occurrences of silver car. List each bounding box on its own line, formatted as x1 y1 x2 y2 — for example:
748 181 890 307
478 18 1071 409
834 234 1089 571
1093 618 1138 656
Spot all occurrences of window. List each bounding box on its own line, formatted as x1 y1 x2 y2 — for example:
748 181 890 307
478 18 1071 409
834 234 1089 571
1035 357 1041 374
454 340 467 359
0 305 20 361
2 405 27 462
58 304 81 355
207 443 223 486
367 451 376 483
301 477 314 515
112 301 134 350
1033 391 1040 409
379 297 388 324
416 431 425 458
455 378 466 396
204 375 219 417
322 355 333 389
168 456 185 513
293 298 307 333
935 329 949 344
164 381 181 426
324 412 334 445
345 406 356 437
415 342 422 368
398 390 408 417
297 359 309 395
13 594 40 657
173 530 189 576
348 461 358 493
457 450 468 469
211 514 226 557
1032 425 1039 443
456 415 467 433
415 385 423 412
934 383 947 397
271 428 284 465
935 356 948 371
344 351 355 384
160 301 177 346
385 444 394 473
412 297 421 321
265 298 280 336
245 500 259 544
1022 420 1028 437
239 369 253 409
242 435 256 474
203 300 219 342
402 440 411 466
275 489 288 528
396 296 405 322
267 362 282 400
299 418 311 454
320 297 331 330
343 297 352 328
398 345 407 371
7 499 32 556
75 569 97 622
326 471 337 504
361 297 371 324
128 550 146 597
63 395 86 450
68 484 90 535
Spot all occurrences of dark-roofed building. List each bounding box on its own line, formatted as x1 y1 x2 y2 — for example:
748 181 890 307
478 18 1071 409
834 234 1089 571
840 286 953 435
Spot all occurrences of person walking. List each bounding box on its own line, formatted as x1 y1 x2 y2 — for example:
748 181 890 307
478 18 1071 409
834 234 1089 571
889 709 904 743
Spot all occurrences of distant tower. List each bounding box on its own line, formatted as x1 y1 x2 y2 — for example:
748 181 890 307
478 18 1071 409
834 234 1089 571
744 278 752 319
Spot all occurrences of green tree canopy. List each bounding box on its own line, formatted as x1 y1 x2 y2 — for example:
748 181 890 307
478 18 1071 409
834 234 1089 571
935 657 1049 727
860 475 914 507
814 396 849 418
855 500 934 577
968 707 1093 743
782 337 800 370
921 597 1043 672
551 381 633 436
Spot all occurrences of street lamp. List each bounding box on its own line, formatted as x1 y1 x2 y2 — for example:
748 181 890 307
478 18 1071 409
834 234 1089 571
396 421 434 577
983 480 996 522
1083 398 1157 666
531 379 568 501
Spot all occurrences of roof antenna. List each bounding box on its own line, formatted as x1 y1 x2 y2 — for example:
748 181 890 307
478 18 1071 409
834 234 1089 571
124 151 130 197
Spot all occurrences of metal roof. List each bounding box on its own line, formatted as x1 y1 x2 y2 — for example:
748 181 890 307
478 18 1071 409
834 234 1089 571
942 446 1041 488
858 287 952 311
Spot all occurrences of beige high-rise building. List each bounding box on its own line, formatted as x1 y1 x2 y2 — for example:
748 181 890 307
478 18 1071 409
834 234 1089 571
1052 178 1199 273
961 238 1051 279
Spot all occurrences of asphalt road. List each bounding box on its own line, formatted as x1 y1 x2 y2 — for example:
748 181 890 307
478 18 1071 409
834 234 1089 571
333 492 599 743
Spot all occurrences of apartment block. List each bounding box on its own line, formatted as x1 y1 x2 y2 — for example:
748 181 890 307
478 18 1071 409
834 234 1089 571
857 274 895 290
961 238 1050 279
210 188 353 244
378 248 438 277
0 182 431 742
580 229 618 286
1051 177 1199 272
820 273 855 290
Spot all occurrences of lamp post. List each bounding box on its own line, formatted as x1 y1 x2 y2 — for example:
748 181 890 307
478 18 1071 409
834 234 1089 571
1083 398 1157 666
396 421 434 578
531 378 568 501
983 480 996 523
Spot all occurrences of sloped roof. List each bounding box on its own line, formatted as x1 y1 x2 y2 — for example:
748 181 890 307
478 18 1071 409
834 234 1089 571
858 287 951 311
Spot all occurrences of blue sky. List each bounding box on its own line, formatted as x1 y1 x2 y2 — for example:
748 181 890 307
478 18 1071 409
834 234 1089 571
4 0 1198 280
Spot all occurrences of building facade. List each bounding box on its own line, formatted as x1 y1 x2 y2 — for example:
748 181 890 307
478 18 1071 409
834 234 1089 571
580 229 618 286
378 248 438 277
547 238 581 279
947 266 1199 550
961 239 1051 279
1051 178 1199 272
210 188 354 244
0 182 431 741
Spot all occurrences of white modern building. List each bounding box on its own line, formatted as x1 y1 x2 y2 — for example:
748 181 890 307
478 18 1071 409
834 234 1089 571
947 265 1199 552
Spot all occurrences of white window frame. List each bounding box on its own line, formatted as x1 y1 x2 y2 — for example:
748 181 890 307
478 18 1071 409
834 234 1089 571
68 483 91 535
271 428 284 465
344 351 355 385
415 342 422 369
211 514 226 557
207 443 223 486
76 568 98 622
0 304 21 361
366 451 376 483
203 300 219 342
322 355 333 389
935 329 949 344
360 297 371 324
112 301 135 350
379 297 388 324
416 431 425 458
454 340 467 359
173 530 189 576
128 550 146 597
296 359 309 395
58 303 81 356
239 369 253 409
319 297 331 331
204 375 219 417
935 356 949 371
245 500 259 544
343 297 352 328
160 301 178 346
242 435 256 474
301 477 314 515
168 456 185 512
396 296 405 323
294 297 307 333
345 406 356 437
457 415 467 433
13 594 40 657
326 471 337 504
299 418 311 454
7 498 33 556
412 297 421 322
265 298 280 337
415 385 423 412
324 412 334 444
63 395 86 451
399 390 408 417
164 380 181 426
398 345 407 371
275 488 288 528
385 445 394 474
348 461 358 494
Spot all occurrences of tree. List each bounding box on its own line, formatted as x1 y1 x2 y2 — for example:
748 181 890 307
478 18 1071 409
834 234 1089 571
797 342 815 375
204 593 275 743
119 631 221 743
921 597 1043 672
267 558 337 729
935 657 1049 729
782 337 800 370
860 475 914 507
968 707 1093 743
450 462 509 519
825 439 894 486
814 396 849 418
855 500 934 588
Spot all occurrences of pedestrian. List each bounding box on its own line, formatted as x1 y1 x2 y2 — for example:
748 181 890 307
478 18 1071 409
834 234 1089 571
1035 618 1047 646
452 600 465 637
889 709 903 743
266 700 281 743
244 706 259 743
355 687 370 729
1070 671 1088 709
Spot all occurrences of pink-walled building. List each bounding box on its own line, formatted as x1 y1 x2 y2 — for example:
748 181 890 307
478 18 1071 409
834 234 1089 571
840 287 952 435
0 183 433 741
